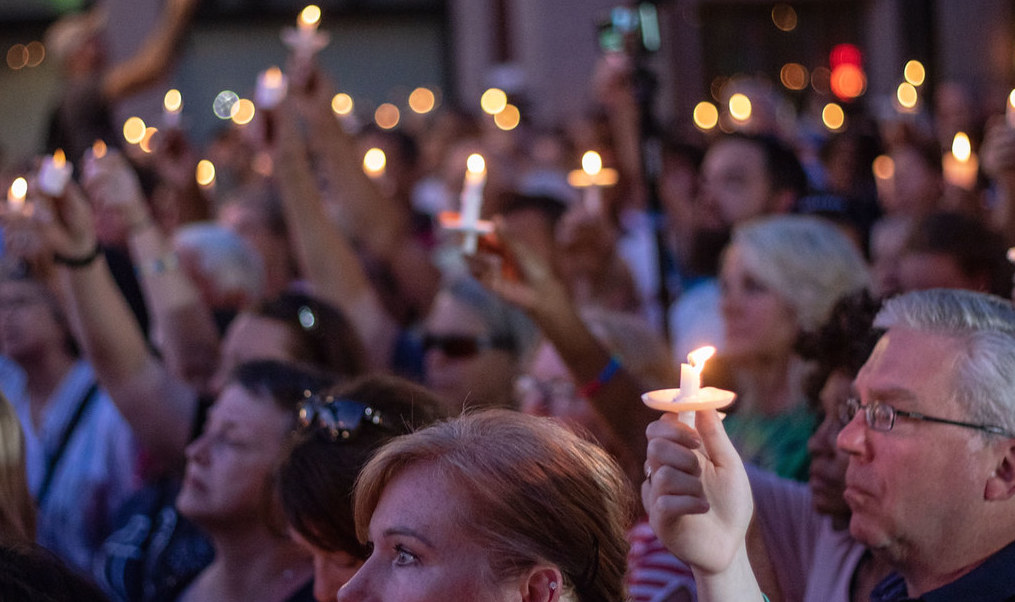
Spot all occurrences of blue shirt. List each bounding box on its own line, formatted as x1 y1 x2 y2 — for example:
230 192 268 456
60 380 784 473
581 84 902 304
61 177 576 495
871 539 1015 601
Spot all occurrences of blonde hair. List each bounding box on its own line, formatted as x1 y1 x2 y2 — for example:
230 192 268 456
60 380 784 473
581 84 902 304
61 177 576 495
732 215 871 331
354 410 632 602
0 393 35 545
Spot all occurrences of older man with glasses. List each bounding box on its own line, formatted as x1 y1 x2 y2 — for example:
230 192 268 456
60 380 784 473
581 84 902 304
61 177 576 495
642 288 1015 602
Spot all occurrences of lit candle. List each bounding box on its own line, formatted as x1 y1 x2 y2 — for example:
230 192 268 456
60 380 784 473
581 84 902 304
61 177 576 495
38 149 73 198
282 5 330 58
362 147 386 179
567 150 618 214
942 132 979 190
7 177 27 213
459 153 487 254
163 89 183 128
1007 90 1015 128
255 67 288 110
92 139 107 159
641 345 736 427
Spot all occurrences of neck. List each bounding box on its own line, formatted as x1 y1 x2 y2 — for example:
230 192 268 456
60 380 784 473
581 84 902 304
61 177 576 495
20 348 76 407
203 527 312 600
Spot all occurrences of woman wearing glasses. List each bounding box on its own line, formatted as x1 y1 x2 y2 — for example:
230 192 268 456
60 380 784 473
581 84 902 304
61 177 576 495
277 375 447 602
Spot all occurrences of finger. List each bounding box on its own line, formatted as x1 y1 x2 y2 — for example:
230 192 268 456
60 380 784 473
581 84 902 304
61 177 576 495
646 415 702 448
694 409 743 469
646 436 702 479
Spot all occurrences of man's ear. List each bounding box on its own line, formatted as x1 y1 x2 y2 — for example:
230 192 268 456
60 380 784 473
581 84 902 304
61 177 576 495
985 442 1015 501
519 565 564 602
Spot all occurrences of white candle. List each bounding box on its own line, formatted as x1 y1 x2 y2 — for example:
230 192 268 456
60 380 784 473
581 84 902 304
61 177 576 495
581 151 604 213
283 5 329 58
678 345 715 400
641 345 733 428
7 177 27 213
163 89 183 128
255 67 289 110
362 147 386 179
38 149 73 197
942 132 978 190
459 153 487 254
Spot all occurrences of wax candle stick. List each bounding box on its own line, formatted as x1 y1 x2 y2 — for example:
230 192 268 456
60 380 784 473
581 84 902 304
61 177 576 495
282 5 330 59
459 153 487 254
942 132 978 190
255 67 289 110
7 177 27 213
642 345 735 427
163 89 183 128
38 149 73 198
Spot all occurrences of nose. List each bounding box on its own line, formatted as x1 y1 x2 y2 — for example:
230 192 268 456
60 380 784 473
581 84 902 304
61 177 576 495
184 432 212 465
336 563 373 602
807 416 837 455
836 409 868 457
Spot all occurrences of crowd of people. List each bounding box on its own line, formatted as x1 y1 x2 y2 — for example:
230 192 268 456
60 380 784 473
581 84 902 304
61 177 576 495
2 2 1015 601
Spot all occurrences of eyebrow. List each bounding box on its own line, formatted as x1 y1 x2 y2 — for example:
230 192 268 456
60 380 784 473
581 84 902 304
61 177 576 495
853 385 919 404
381 527 436 549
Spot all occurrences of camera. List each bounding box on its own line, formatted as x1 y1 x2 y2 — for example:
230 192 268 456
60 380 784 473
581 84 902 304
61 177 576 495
597 4 660 54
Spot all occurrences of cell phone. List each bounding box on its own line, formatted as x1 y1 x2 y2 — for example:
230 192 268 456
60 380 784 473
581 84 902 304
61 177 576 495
597 4 661 54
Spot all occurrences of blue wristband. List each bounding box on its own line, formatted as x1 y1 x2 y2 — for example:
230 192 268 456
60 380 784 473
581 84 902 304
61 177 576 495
578 355 621 398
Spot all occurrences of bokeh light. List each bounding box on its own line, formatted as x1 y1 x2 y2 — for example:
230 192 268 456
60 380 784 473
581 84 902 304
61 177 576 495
582 151 603 176
408 87 436 114
897 82 919 109
196 160 216 187
830 64 866 100
123 117 147 144
693 101 719 130
139 127 159 153
872 155 895 181
375 103 401 129
363 147 386 177
728 93 752 121
904 60 926 86
810 66 831 95
331 93 354 115
771 4 798 32
230 98 256 125
780 63 808 90
480 88 508 115
164 89 183 113
213 91 240 120
822 103 845 130
951 132 972 161
493 104 521 130
25 41 44 67
467 153 486 175
6 44 28 70
299 5 321 27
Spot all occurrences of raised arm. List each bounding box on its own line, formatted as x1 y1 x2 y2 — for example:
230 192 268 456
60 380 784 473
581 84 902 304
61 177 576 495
270 93 398 371
81 148 220 395
643 411 764 601
101 0 200 101
31 173 196 466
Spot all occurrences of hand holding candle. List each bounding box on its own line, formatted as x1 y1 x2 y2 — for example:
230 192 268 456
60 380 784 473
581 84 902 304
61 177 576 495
642 345 736 427
282 5 330 59
38 149 73 198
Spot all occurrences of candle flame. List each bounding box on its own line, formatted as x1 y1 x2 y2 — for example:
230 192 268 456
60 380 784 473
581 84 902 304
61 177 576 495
92 140 107 159
299 5 321 28
952 132 972 162
263 67 284 86
363 147 386 176
52 149 66 168
688 346 716 370
466 153 486 175
164 88 182 113
9 177 27 201
582 151 603 176
1008 89 1015 110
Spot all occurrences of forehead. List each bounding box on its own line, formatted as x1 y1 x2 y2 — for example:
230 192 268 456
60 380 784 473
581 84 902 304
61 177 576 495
371 463 472 540
704 139 766 175
425 292 488 334
210 384 287 430
855 328 964 404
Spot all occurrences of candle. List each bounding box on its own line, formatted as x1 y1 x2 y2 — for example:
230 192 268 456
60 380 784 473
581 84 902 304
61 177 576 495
567 150 618 214
282 5 330 58
163 89 183 128
255 67 289 110
942 132 978 190
362 147 386 179
92 139 107 159
459 153 487 254
1007 90 1015 128
641 345 735 427
38 149 73 197
7 177 27 213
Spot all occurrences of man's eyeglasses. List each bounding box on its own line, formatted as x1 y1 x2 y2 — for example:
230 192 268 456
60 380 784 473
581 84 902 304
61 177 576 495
297 393 394 441
514 375 578 404
842 397 1015 438
421 333 515 359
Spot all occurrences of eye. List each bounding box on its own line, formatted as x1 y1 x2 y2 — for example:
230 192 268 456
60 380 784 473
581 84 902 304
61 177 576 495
393 545 419 567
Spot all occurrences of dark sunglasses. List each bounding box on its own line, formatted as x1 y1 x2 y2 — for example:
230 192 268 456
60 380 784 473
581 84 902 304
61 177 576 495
297 392 395 441
421 333 515 359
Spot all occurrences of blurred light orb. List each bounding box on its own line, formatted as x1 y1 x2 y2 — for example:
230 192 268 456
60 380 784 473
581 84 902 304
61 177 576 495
897 82 919 109
693 101 719 130
830 64 866 100
728 93 752 121
822 103 845 130
771 4 798 32
230 98 256 125
331 93 354 115
872 155 895 180
123 117 147 144
493 104 521 130
408 87 436 114
213 91 240 120
904 60 926 86
780 63 808 90
480 88 508 115
196 160 216 187
375 103 401 129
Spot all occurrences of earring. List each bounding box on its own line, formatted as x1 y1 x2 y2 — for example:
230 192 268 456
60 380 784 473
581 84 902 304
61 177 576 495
549 581 558 591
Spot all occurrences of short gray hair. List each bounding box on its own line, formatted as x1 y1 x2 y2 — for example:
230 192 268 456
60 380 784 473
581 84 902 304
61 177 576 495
731 215 871 331
874 289 1015 435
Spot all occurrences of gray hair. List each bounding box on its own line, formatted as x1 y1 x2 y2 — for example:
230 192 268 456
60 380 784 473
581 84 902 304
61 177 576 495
173 222 265 303
732 215 871 331
874 289 1015 435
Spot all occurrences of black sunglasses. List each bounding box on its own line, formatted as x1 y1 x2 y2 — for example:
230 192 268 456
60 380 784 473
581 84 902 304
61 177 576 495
421 333 515 359
297 392 395 441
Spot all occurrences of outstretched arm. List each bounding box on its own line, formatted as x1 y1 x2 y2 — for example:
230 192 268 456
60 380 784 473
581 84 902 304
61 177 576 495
32 174 195 466
102 0 200 101
642 411 764 601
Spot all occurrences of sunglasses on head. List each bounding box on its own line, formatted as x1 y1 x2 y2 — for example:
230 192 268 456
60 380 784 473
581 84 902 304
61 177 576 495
421 333 515 359
297 392 394 441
